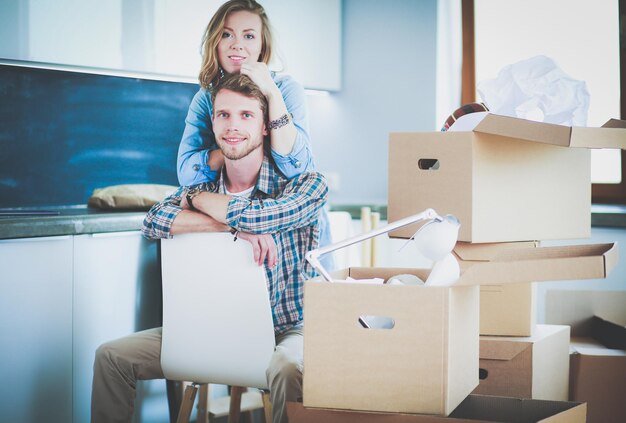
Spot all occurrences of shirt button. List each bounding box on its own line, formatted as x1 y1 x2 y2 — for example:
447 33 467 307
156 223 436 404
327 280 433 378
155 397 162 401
193 164 200 171
294 161 301 168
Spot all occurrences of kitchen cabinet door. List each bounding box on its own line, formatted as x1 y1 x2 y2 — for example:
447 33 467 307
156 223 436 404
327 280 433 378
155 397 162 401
73 231 163 423
0 235 74 423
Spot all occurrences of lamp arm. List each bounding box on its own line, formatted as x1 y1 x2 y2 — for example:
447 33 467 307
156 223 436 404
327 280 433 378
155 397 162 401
305 208 442 281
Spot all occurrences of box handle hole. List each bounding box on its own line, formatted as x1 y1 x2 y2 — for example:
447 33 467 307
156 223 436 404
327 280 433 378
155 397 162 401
418 159 440 170
479 368 488 380
358 315 395 329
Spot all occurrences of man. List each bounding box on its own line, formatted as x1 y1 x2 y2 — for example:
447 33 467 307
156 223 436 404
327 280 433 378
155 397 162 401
91 73 327 423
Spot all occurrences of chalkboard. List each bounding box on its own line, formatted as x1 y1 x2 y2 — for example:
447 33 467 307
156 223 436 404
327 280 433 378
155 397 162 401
0 64 199 208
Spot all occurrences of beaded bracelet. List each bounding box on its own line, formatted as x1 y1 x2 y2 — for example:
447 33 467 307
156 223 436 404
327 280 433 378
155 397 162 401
268 113 292 130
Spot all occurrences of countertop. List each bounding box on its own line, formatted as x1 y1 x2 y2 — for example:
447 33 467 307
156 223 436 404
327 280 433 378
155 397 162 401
1 203 625 240
329 204 626 229
0 205 146 240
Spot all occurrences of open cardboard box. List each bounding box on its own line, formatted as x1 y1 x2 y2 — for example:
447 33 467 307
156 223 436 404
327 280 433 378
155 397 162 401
473 325 570 401
545 290 626 423
388 114 626 242
288 395 587 422
303 243 616 416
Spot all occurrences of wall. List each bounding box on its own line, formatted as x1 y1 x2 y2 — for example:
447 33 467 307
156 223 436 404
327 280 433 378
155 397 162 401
0 0 341 91
308 0 438 206
1 0 428 208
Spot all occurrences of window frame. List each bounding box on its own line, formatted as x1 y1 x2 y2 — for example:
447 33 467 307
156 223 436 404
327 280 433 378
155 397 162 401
462 0 625 204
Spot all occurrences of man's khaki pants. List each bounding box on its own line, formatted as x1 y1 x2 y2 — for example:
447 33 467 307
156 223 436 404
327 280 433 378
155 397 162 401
91 326 303 423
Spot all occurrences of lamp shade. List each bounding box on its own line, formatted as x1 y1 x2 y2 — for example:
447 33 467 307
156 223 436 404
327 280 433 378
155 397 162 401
414 215 460 262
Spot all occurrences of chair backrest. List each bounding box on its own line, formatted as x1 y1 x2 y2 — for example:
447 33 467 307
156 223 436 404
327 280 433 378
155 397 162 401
160 232 275 389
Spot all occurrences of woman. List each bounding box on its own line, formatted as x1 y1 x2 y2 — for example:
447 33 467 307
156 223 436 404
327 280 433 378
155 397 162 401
177 0 333 265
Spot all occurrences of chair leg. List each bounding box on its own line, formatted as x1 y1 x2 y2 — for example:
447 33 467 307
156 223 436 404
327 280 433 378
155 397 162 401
228 386 244 423
197 384 209 423
261 391 272 423
176 383 199 423
166 380 184 423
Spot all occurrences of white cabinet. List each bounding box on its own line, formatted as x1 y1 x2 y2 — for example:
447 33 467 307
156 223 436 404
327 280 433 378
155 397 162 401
0 231 163 423
73 231 162 423
0 236 74 423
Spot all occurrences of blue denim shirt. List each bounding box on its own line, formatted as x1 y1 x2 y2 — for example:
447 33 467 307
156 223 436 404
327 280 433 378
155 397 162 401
176 73 334 268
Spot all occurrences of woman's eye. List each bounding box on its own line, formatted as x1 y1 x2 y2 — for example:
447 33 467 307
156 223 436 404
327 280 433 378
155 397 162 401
244 33 255 40
243 113 252 118
221 32 232 39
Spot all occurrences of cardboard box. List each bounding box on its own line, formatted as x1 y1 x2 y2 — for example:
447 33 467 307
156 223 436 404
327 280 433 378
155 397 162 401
288 395 587 422
454 241 538 336
303 245 614 416
388 114 626 242
473 325 570 401
304 267 480 416
545 290 626 423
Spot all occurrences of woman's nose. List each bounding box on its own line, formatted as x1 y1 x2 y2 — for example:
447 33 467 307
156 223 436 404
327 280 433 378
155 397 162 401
231 39 243 50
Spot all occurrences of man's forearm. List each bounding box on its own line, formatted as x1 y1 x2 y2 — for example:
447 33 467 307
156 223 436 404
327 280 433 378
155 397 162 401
170 209 230 235
191 192 231 224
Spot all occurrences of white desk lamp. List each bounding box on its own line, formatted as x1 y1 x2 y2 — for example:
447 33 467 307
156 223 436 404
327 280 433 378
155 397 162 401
306 208 461 286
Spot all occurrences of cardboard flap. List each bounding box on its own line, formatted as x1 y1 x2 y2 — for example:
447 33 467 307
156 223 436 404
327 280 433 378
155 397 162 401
602 118 626 128
456 243 618 286
590 315 626 350
454 241 538 262
570 126 626 149
479 340 529 361
473 114 573 147
474 114 626 150
450 395 586 423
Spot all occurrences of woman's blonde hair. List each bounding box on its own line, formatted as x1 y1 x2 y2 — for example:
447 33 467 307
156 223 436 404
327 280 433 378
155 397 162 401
199 0 273 89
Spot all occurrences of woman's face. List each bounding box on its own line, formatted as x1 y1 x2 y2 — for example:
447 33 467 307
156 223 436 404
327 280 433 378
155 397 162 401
217 10 263 74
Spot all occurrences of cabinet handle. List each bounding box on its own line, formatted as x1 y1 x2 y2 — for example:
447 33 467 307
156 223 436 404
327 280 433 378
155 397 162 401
0 235 72 244
90 231 140 238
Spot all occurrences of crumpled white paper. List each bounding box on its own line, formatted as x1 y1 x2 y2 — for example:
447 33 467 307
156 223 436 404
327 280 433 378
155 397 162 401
477 55 590 126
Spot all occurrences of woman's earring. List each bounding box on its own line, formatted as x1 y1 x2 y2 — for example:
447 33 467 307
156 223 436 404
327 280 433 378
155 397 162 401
219 67 225 79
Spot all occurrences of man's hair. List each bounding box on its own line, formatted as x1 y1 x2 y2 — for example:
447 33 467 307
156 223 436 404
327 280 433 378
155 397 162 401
211 73 269 125
198 0 274 89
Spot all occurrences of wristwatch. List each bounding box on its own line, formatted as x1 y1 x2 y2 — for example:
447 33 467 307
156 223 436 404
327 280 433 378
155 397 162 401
185 186 203 210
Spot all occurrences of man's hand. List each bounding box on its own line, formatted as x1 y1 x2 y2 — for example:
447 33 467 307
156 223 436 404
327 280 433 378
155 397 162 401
237 232 278 268
180 189 192 210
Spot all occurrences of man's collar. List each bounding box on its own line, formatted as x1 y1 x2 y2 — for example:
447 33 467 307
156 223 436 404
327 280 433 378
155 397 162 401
218 155 277 196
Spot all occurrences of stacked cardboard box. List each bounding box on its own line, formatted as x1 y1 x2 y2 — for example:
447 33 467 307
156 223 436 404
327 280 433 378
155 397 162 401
299 115 625 421
545 290 626 423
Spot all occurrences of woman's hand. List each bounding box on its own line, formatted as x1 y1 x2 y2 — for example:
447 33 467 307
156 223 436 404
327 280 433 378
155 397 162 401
236 231 278 268
240 62 278 98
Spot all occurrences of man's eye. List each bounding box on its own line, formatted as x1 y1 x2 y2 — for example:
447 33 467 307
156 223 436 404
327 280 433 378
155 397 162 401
243 113 252 118
218 112 229 118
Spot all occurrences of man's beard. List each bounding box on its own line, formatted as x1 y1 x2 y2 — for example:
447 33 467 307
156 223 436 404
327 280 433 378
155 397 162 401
219 137 263 160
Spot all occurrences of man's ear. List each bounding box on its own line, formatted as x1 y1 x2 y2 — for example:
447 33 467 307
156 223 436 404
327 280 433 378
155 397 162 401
262 123 268 136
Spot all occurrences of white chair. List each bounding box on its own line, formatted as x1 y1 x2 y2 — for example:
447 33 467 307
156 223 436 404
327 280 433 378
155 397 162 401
160 232 276 423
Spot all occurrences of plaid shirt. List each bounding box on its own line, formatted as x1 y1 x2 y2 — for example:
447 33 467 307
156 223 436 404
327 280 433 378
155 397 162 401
143 156 328 334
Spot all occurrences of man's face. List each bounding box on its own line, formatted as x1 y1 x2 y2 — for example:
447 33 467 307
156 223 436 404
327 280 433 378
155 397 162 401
213 89 267 160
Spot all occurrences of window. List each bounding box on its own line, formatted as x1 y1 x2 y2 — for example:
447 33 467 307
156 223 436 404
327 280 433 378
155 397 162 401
463 0 624 203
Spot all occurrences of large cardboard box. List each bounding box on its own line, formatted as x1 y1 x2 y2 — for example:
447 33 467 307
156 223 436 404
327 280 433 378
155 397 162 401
303 244 615 416
388 115 626 242
288 396 587 422
472 325 570 401
545 290 626 423
305 267 480 416
454 241 538 336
